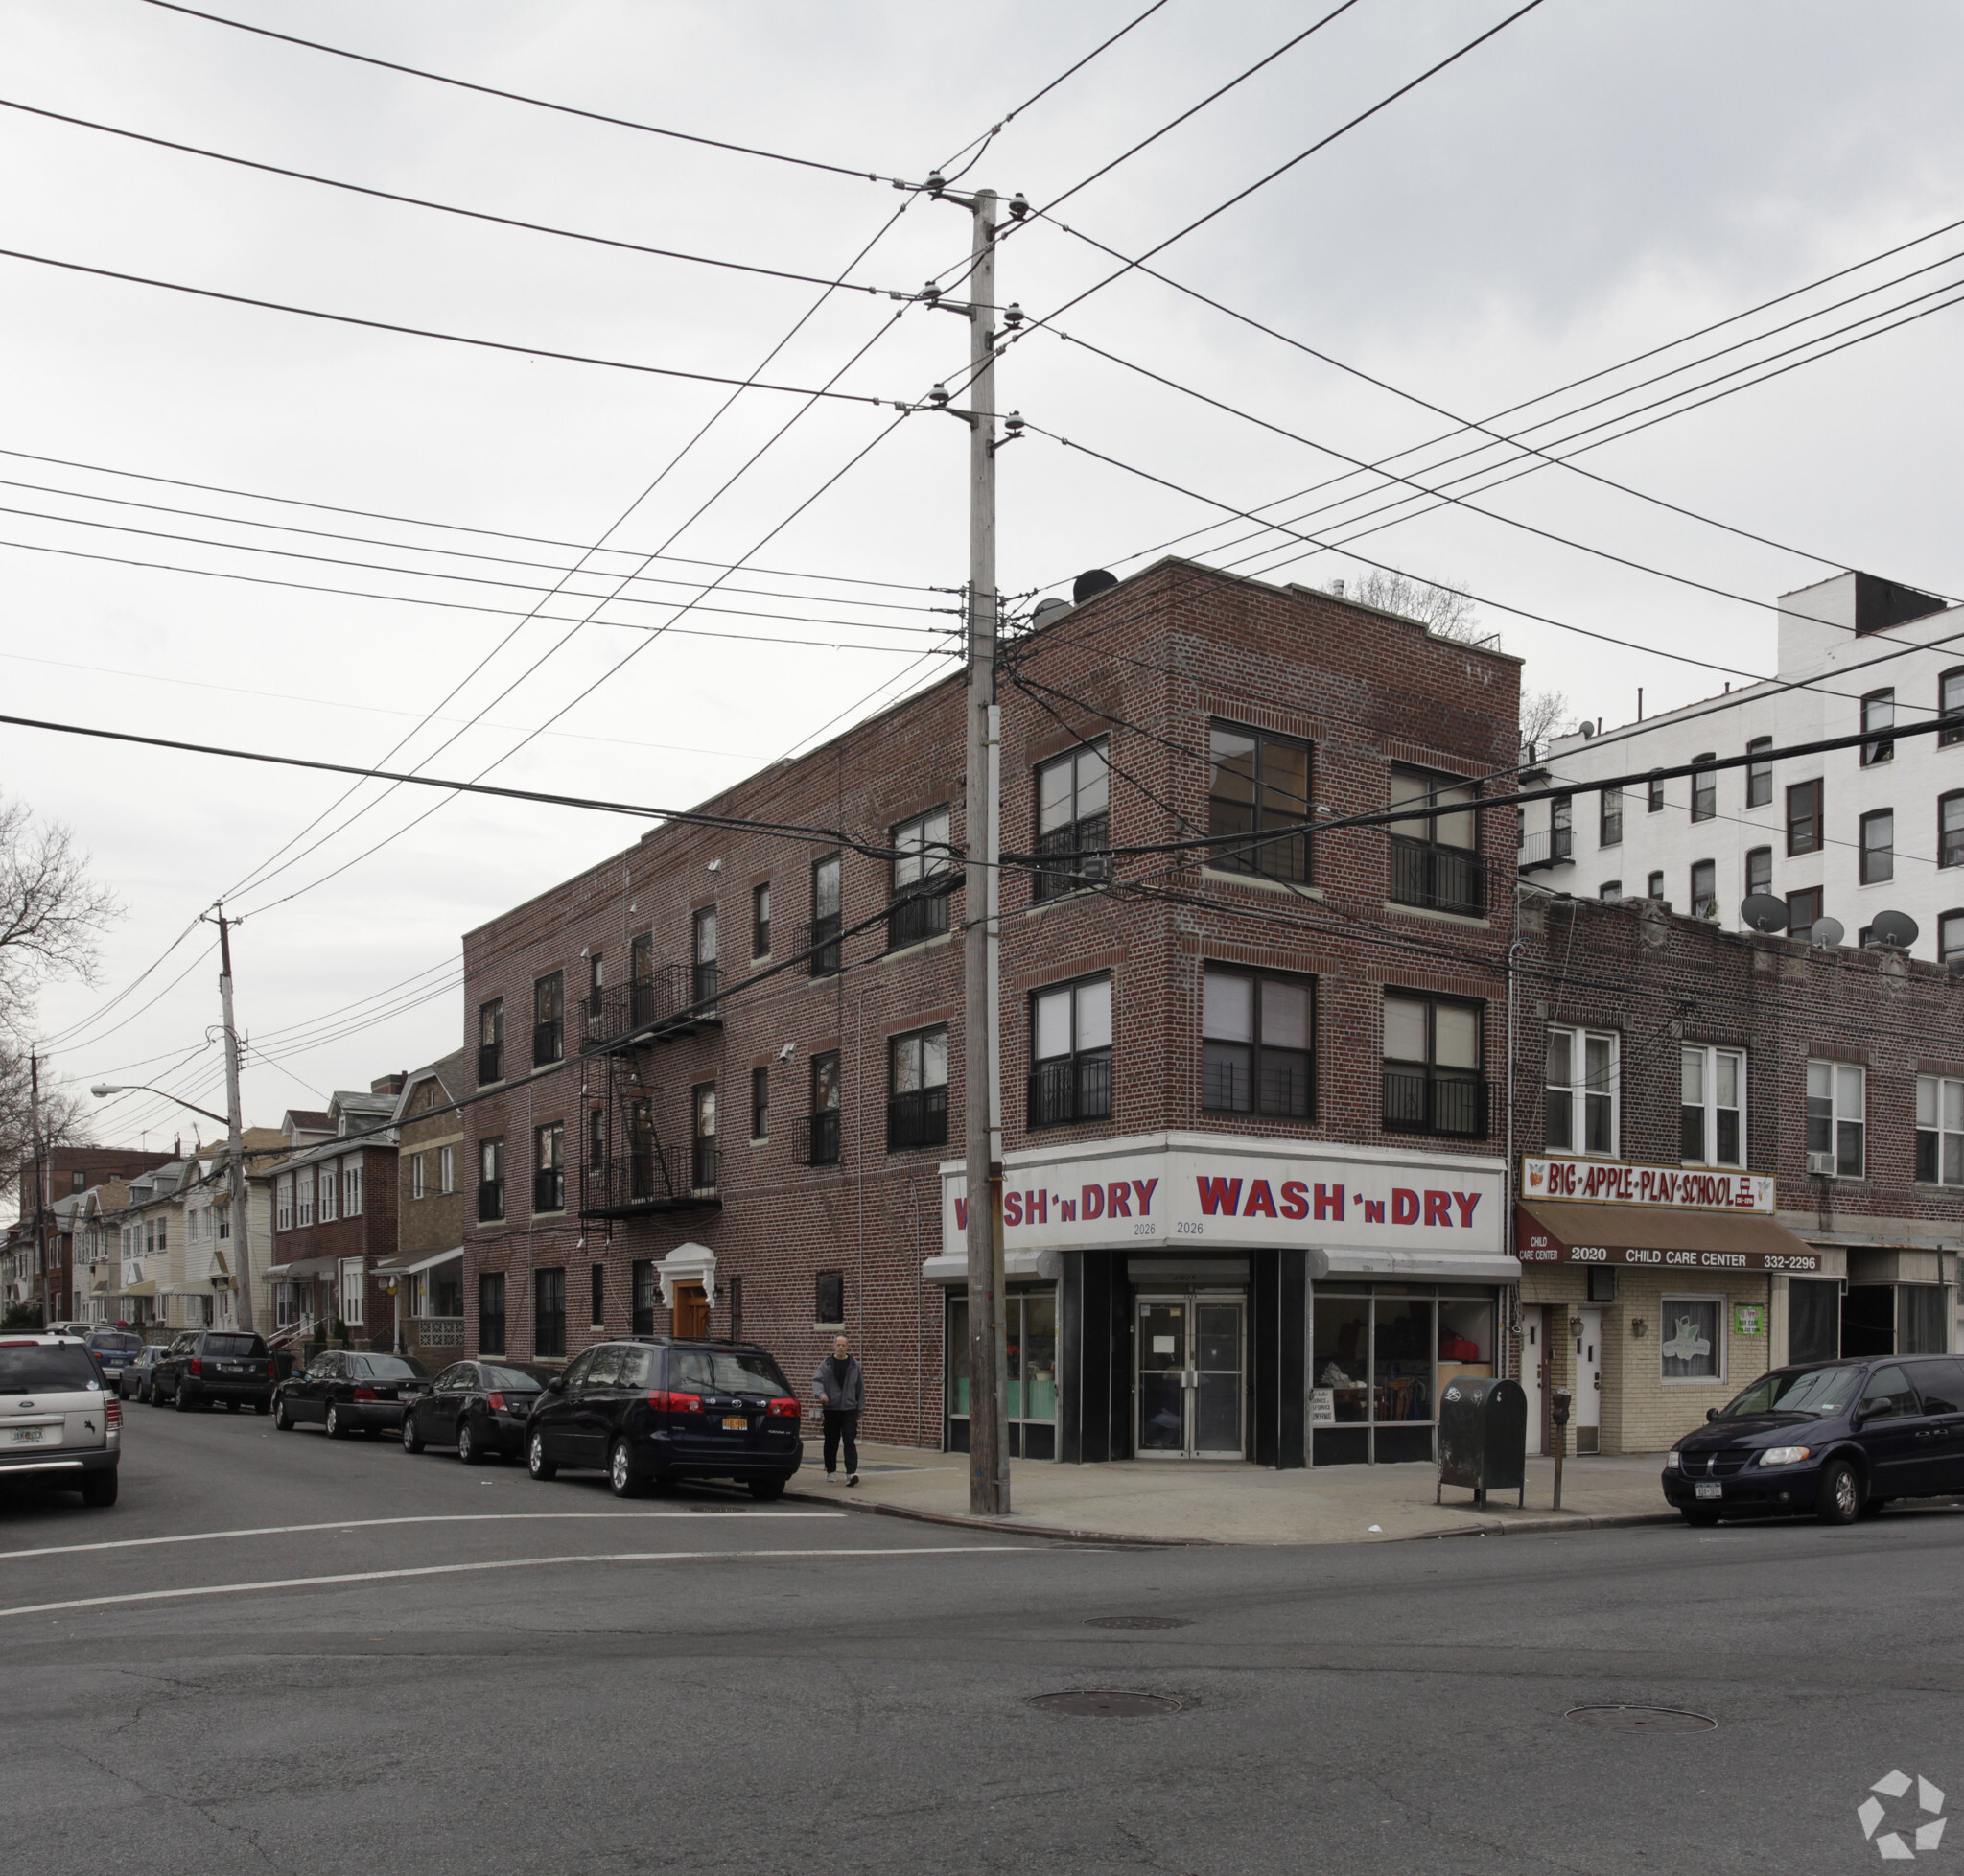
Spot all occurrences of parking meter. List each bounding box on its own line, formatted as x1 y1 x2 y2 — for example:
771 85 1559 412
1551 1387 1572 1512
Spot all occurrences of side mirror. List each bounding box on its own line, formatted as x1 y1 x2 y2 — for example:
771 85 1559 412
1705 1408 1719 1422
544 1374 565 1393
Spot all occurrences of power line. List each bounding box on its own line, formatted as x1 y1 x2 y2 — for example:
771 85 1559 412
141 0 908 186
0 246 909 407
994 0 1175 129
0 98 907 296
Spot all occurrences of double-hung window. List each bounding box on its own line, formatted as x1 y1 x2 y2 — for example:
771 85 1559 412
807 1052 841 1166
479 1137 504 1222
691 907 717 1010
752 881 771 958
1806 1061 1864 1177
1745 847 1771 897
889 806 953 949
751 1066 769 1142
1680 1045 1745 1165
1787 886 1823 939
1942 911 1964 964
317 1164 337 1224
1201 968 1312 1118
1648 774 1665 813
1787 779 1823 856
1600 880 1622 903
438 1144 455 1193
1545 1026 1618 1156
296 1173 314 1229
478 1273 505 1354
1859 809 1894 884
586 952 604 1037
1940 793 1964 870
1028 974 1114 1128
1861 688 1895 764
534 1268 565 1360
888 1026 949 1151
411 1153 426 1201
1383 995 1485 1137
1550 794 1573 863
532 972 564 1067
1647 871 1665 901
1745 737 1773 808
534 1123 564 1214
1916 1074 1964 1184
691 1085 718 1192
275 1175 292 1232
1207 723 1309 882
478 997 504 1086
1035 739 1111 900
1942 668 1964 748
1599 789 1622 847
343 1158 362 1217
1388 766 1483 916
1690 756 1717 821
629 930 655 1023
809 855 842 976
1690 859 1717 918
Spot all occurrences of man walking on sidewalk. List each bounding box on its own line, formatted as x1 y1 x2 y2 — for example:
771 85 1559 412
814 1334 864 1485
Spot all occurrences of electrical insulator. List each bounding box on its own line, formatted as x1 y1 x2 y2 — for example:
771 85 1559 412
1008 193 1030 221
927 384 951 408
1003 411 1025 437
1002 302 1024 329
924 173 947 196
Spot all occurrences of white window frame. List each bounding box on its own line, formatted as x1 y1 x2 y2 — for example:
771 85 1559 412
1680 1044 1747 1168
1806 1059 1866 1178
1659 1294 1726 1385
316 1164 337 1224
1916 1074 1964 1186
411 1152 426 1200
275 1175 292 1232
343 1158 363 1218
1544 1025 1620 1157
439 1144 455 1194
339 1259 365 1327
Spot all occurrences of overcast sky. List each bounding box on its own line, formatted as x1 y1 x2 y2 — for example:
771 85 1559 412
4 0 1961 1162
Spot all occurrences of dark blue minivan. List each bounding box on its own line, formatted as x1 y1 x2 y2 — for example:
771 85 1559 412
1663 1355 1964 1525
526 1337 804 1499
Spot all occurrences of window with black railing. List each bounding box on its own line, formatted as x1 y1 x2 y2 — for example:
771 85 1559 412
628 931 656 1025
477 997 504 1087
477 1137 504 1221
533 1121 564 1214
532 971 564 1068
1201 968 1311 1118
805 1052 841 1165
809 854 842 975
1028 975 1113 1128
888 1026 948 1150
1034 739 1111 902
692 906 718 1010
631 1258 656 1335
1207 722 1310 882
691 1083 717 1191
1382 994 1486 1137
1388 766 1484 916
889 805 953 950
887 882 950 951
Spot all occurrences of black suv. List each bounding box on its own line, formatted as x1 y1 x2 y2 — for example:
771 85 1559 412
526 1337 803 1499
151 1330 276 1413
1664 1355 1964 1525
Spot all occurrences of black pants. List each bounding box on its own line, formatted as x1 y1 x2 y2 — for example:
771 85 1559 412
823 1409 859 1476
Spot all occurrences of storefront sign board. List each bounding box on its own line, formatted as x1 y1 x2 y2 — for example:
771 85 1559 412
1517 1207 1822 1275
1522 1155 1774 1213
1734 1304 1765 1336
943 1132 1507 1259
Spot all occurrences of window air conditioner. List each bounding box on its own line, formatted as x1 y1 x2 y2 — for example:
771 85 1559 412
1806 1150 1836 1176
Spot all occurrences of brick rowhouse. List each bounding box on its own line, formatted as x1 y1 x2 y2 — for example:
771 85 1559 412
462 557 1526 1468
1512 886 1962 1457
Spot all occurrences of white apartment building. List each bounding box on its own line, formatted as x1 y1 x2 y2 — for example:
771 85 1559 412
1521 571 1964 959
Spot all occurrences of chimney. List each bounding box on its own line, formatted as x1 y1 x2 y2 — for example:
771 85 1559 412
370 1072 407 1098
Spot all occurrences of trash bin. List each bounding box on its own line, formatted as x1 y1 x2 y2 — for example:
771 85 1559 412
1435 1374 1528 1508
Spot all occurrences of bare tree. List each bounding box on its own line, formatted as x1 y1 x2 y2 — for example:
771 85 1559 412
0 1048 91 1211
1521 688 1578 756
1346 569 1485 643
0 795 119 1037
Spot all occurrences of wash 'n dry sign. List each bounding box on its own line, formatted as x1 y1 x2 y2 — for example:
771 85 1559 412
1522 1155 1775 1213
942 1133 1507 1256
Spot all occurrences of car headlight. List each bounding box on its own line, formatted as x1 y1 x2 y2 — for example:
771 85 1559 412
1663 1450 1681 1470
1759 1446 1812 1467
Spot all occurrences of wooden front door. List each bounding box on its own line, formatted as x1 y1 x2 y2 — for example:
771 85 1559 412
674 1282 710 1340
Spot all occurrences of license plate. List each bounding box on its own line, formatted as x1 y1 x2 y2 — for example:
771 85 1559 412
1695 1481 1722 1500
721 1416 748 1431
10 1427 45 1444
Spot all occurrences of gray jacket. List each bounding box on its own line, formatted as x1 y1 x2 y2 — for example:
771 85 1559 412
812 1354 864 1414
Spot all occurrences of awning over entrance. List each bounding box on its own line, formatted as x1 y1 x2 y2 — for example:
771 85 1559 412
373 1245 463 1278
1517 1201 1825 1274
264 1255 340 1282
922 1248 1061 1286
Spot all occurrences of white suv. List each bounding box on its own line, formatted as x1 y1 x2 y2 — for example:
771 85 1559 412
0 1334 121 1506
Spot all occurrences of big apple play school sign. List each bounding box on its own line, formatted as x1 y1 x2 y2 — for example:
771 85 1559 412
941 1132 1507 1256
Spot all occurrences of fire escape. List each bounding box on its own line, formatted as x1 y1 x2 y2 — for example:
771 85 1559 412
578 964 722 1222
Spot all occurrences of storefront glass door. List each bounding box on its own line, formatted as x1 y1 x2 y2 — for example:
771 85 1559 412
1134 1296 1244 1459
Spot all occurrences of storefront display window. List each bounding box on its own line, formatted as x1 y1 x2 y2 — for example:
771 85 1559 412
1660 1297 1721 1380
947 1287 1057 1458
1311 1286 1498 1465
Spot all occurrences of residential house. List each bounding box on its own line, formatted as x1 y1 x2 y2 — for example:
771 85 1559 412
376 1050 469 1361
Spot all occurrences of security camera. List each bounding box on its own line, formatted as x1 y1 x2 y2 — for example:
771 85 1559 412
778 1043 796 1063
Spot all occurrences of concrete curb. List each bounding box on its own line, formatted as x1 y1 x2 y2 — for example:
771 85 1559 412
782 1487 1217 1547
1392 1509 1682 1541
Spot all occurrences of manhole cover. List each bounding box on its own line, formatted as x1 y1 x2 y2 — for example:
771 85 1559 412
1028 1690 1182 1717
1566 1704 1716 1732
1086 1616 1191 1630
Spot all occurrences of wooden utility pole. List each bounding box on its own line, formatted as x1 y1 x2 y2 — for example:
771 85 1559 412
217 909 257 1333
29 1048 46 1325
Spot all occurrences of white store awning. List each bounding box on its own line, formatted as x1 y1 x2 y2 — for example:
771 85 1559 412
922 1248 1062 1287
373 1245 463 1278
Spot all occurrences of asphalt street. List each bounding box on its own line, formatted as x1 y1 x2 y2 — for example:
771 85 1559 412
3 1404 1960 1875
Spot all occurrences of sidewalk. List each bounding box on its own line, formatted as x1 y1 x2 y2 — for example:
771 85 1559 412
793 1440 1675 1546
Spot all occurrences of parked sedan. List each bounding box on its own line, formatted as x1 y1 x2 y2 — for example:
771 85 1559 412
401 1360 557 1463
82 1329 145 1394
152 1331 277 1412
273 1350 433 1439
526 1337 802 1499
1663 1354 1964 1525
118 1343 172 1402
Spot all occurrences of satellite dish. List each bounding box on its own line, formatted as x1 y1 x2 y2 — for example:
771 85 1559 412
1740 893 1789 933
1030 597 1070 629
1809 916 1846 950
1868 909 1920 950
1072 568 1118 604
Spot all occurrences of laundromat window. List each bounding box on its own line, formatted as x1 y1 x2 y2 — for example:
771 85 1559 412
1311 1286 1498 1465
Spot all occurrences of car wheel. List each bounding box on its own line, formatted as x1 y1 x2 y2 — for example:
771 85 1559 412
747 1475 787 1503
1678 1506 1719 1528
140 1380 153 1405
456 1419 478 1465
80 1470 118 1509
527 1430 557 1481
401 1416 425 1454
608 1439 644 1498
324 1404 346 1441
1816 1456 1862 1525
174 1383 192 1413
274 1397 294 1431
